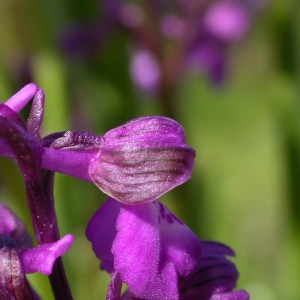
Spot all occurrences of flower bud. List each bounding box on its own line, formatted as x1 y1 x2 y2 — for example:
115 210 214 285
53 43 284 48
89 116 195 204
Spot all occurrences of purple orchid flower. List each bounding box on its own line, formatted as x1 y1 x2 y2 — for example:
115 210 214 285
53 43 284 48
0 84 249 299
86 198 249 300
0 203 74 300
1 84 195 205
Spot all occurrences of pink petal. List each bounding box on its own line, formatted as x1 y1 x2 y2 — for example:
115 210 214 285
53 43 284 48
112 200 202 300
21 234 74 275
5 83 38 113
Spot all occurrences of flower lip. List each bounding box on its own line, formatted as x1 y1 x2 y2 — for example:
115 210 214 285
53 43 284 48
86 198 202 300
89 116 196 204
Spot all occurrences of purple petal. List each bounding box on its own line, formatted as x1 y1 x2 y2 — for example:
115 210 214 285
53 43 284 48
5 83 38 113
0 203 32 250
112 200 202 300
178 241 244 300
204 3 251 41
21 234 74 275
179 257 238 299
89 116 195 204
86 198 121 274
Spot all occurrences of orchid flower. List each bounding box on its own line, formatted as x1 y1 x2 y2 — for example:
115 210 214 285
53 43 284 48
0 84 249 299
0 84 195 298
1 84 195 205
0 203 74 300
86 198 249 300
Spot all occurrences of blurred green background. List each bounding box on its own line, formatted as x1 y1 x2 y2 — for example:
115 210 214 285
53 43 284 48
0 1 299 299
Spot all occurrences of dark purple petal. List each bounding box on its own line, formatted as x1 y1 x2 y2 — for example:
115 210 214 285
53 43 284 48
112 200 202 300
179 257 238 299
21 234 74 275
86 197 121 274
5 83 38 113
201 241 235 257
0 235 35 300
89 116 195 204
0 203 32 250
178 241 245 300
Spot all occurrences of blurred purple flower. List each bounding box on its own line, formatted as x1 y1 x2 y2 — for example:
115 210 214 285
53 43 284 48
0 203 74 299
204 2 251 42
86 198 249 300
130 49 161 94
60 0 265 92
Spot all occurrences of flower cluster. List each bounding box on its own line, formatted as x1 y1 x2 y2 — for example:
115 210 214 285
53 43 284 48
62 0 266 93
0 84 250 299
